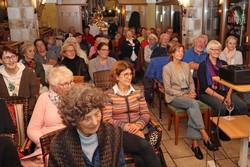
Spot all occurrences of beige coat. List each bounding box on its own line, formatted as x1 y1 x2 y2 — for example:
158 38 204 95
162 61 195 103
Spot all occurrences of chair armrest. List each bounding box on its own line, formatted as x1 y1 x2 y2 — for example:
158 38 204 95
149 119 162 134
19 138 36 156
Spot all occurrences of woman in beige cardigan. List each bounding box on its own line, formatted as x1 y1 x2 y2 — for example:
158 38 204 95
162 43 218 160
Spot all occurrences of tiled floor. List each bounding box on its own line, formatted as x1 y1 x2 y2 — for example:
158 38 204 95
149 98 250 167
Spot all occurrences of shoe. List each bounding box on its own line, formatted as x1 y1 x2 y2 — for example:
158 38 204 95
191 145 203 160
203 140 218 151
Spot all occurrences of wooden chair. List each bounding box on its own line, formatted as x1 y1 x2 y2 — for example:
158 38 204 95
111 39 118 51
0 96 34 155
73 76 84 83
135 47 145 74
167 100 211 145
40 128 63 167
93 70 115 91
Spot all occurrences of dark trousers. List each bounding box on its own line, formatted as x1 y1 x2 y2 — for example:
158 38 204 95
123 132 162 167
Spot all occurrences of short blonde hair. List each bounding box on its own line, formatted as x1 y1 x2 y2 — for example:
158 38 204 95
47 66 73 87
148 34 158 42
20 42 35 55
60 43 76 57
225 35 238 44
159 33 170 42
206 40 222 54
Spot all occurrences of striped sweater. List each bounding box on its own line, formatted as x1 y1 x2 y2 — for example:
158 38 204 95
103 85 150 132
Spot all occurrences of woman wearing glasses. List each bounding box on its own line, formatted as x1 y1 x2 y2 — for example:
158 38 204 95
0 46 39 112
58 43 90 82
23 66 74 166
198 40 248 117
102 61 161 167
88 42 117 80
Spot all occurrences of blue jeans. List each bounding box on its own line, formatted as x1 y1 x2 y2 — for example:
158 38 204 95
199 92 248 117
170 97 205 140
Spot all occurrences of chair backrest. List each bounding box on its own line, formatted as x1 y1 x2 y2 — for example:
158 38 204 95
93 70 115 90
135 47 145 73
40 128 63 167
0 96 29 147
73 76 84 83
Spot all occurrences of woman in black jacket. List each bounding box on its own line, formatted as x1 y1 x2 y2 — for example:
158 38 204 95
59 43 90 82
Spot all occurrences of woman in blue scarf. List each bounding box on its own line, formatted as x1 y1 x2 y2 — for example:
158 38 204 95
198 40 248 118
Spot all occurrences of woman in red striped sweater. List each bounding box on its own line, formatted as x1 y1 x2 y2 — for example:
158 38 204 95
103 60 162 167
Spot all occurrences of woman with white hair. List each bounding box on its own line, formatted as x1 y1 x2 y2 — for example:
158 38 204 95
63 37 89 64
22 66 74 166
219 35 243 65
198 40 248 118
144 33 158 68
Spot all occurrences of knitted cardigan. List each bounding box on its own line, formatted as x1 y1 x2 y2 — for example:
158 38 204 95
49 123 123 167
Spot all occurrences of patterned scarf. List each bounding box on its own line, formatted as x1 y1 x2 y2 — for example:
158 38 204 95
205 56 228 91
21 59 36 70
222 47 236 65
48 89 60 106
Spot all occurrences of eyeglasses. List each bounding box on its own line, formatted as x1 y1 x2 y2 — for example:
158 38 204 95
65 50 75 53
121 72 133 78
210 48 221 52
58 80 74 88
100 49 109 52
2 54 17 61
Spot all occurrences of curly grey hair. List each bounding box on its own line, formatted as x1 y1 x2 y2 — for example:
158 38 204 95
58 83 106 127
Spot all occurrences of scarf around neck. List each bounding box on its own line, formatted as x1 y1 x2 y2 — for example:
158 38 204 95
222 47 236 65
48 89 60 106
205 56 228 91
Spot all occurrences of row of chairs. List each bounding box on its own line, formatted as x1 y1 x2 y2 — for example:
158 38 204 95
0 70 166 166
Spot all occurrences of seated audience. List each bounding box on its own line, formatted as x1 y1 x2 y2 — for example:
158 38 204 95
44 33 61 60
150 33 170 59
219 35 243 65
108 16 120 39
115 26 123 40
88 35 107 59
88 17 100 37
49 83 126 166
88 42 117 80
156 27 162 39
23 66 73 166
168 33 179 47
198 40 248 117
65 26 76 39
182 35 208 93
102 61 162 167
117 27 129 55
34 39 58 66
0 99 16 134
0 46 39 113
63 37 89 64
165 26 173 38
73 32 90 55
163 43 218 160
137 27 146 43
120 30 140 63
58 43 90 81
0 136 21 167
82 25 95 46
144 33 158 69
19 42 47 87
140 29 151 49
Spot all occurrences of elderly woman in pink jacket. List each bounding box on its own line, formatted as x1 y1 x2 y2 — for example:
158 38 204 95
22 66 74 166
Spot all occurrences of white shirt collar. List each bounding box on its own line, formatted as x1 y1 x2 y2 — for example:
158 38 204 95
113 84 135 96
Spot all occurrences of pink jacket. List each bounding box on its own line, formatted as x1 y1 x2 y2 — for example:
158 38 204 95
27 92 65 147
